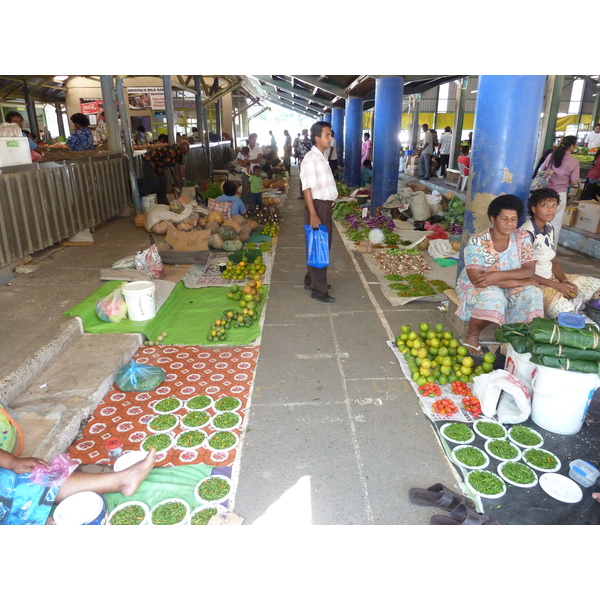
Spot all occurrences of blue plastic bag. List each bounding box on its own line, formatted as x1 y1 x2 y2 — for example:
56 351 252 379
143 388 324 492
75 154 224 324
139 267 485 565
305 224 329 268
115 360 167 392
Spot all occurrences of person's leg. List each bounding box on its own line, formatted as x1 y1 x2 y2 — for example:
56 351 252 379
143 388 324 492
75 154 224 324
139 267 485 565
418 153 425 178
464 318 491 355
423 154 431 179
440 154 449 176
306 200 333 298
550 191 567 249
55 449 156 504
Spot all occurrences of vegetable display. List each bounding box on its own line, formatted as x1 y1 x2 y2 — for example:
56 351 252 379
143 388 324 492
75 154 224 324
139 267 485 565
109 504 146 525
509 425 543 447
151 501 187 525
212 412 241 429
432 398 458 416
153 397 181 413
467 470 505 496
176 430 206 448
191 507 218 525
442 423 473 443
186 395 212 410
487 440 519 460
522 448 558 470
499 461 536 485
454 446 487 467
208 431 237 450
182 411 210 428
148 414 177 432
197 477 231 502
475 421 506 439
214 396 241 412
142 434 172 452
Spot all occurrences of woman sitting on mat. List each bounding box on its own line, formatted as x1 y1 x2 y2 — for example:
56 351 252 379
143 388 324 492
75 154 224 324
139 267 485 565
520 188 600 319
455 194 544 356
0 446 156 525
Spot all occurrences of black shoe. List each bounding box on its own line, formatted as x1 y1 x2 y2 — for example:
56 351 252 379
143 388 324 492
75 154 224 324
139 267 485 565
304 284 331 290
311 293 335 303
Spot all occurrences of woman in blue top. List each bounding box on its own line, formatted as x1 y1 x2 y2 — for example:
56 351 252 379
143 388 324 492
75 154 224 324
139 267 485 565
66 113 95 151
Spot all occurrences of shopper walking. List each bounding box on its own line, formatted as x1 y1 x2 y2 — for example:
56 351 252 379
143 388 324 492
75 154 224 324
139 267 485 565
438 126 452 177
297 128 312 199
538 135 580 248
326 129 338 178
584 123 600 150
283 129 292 170
361 132 372 166
292 133 300 164
418 124 433 180
301 121 338 303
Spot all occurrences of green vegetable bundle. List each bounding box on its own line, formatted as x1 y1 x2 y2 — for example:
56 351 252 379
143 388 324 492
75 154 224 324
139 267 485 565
524 338 600 362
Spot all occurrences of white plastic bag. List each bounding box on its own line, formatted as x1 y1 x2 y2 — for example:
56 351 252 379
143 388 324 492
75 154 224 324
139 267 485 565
407 191 431 221
472 369 532 424
427 238 459 259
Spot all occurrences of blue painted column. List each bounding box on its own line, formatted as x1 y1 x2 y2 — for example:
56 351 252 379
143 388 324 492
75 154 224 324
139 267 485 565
344 96 363 188
332 107 344 167
322 111 331 123
457 75 546 274
371 76 404 213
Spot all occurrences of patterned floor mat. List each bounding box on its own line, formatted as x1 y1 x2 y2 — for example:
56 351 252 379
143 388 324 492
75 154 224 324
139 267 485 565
68 345 259 468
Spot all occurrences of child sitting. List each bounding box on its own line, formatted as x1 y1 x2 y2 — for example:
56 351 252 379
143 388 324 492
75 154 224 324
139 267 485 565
216 180 247 216
249 165 264 209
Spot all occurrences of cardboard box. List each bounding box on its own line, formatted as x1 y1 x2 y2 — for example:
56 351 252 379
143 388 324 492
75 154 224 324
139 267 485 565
575 200 600 234
445 169 460 185
165 222 210 251
562 204 578 228
407 155 419 166
405 165 419 176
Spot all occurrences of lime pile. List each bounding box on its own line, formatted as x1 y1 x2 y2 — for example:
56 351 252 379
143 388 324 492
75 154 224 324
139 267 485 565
396 322 496 387
221 256 266 281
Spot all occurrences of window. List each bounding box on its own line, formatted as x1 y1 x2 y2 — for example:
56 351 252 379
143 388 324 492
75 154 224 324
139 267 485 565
568 78 585 115
438 83 450 113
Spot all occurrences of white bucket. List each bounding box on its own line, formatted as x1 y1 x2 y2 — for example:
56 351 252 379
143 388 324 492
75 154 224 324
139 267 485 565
122 281 156 321
141 194 157 212
531 364 600 435
504 345 536 387
54 492 108 525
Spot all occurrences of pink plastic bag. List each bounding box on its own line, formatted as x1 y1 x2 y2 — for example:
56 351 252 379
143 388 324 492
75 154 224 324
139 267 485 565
135 237 165 280
29 453 78 487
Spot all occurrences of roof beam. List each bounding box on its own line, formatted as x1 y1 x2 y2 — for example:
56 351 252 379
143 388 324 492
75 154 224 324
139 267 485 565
293 75 347 97
264 94 320 118
251 76 335 109
264 91 324 114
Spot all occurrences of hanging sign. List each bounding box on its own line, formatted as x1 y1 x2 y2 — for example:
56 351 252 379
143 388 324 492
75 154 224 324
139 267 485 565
79 98 104 125
127 87 165 110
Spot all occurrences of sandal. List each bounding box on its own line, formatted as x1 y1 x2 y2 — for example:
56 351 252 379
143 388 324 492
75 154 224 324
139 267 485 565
408 483 475 512
462 342 489 357
430 503 499 525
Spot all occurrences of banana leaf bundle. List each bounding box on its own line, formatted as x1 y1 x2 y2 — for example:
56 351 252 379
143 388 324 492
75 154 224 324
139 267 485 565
495 322 531 354
529 353 600 375
528 317 600 350
524 338 600 362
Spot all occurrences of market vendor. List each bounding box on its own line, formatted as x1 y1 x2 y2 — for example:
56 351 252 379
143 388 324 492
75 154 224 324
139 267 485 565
520 188 600 319
4 110 45 160
140 140 190 204
455 194 544 356
66 113 95 151
0 446 156 525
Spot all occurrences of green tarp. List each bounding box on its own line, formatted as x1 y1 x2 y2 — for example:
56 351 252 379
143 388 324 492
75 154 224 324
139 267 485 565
64 280 269 346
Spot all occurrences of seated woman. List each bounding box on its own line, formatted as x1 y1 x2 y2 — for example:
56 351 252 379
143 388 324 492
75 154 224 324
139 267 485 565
0 446 156 525
520 188 600 319
455 194 544 355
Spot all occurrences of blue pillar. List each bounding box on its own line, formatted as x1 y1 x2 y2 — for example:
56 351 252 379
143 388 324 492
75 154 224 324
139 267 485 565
458 75 546 274
371 76 404 213
332 107 344 167
344 96 363 188
322 111 331 123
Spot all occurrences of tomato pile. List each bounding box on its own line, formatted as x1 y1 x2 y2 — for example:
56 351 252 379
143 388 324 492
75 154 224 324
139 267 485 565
431 398 458 416
451 381 472 396
461 395 482 418
417 383 442 397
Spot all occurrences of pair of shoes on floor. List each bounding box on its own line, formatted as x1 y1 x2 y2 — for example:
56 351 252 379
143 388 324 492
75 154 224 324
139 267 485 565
409 483 499 525
311 292 335 303
304 284 331 291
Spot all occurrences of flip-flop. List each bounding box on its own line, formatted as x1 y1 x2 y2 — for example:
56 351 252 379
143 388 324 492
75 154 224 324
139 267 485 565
408 483 475 512
430 503 499 525
462 342 489 357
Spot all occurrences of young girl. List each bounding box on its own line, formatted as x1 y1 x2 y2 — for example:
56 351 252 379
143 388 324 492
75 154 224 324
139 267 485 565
520 187 600 318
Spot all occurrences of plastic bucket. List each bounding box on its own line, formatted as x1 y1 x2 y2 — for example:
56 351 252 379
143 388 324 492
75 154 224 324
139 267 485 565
122 281 156 321
54 492 107 525
141 194 157 212
531 364 600 435
504 346 536 387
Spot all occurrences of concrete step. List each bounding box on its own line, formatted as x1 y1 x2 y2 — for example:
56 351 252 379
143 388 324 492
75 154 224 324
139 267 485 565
8 331 143 461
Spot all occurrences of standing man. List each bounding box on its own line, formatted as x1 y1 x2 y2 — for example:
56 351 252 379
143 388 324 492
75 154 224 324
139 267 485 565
438 126 453 177
283 129 292 170
245 133 263 174
269 130 278 158
326 129 338 178
301 121 338 303
418 123 433 180
585 123 600 150
361 132 372 166
297 128 312 199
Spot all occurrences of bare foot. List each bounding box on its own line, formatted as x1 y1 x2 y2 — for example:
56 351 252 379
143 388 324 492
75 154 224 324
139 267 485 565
593 492 600 504
463 336 484 356
118 448 157 496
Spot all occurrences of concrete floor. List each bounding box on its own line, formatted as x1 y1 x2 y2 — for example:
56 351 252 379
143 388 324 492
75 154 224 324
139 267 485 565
1 166 599 525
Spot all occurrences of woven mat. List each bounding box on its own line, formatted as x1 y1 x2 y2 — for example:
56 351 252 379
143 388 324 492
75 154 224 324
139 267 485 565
68 345 259 468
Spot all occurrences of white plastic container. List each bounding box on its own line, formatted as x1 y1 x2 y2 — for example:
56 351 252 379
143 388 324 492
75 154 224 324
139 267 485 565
141 194 157 212
54 492 107 525
504 345 536 387
531 364 600 435
569 459 600 487
0 137 32 167
122 281 156 321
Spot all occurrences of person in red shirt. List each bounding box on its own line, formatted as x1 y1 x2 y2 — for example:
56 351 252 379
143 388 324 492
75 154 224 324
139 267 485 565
457 146 470 175
582 148 600 200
